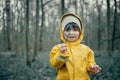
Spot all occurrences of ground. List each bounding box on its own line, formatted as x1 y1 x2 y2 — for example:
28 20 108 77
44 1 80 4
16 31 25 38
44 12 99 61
0 52 56 80
0 51 120 80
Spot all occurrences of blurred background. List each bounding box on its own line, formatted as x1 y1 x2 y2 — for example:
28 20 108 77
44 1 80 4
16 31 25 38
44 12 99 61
0 0 120 80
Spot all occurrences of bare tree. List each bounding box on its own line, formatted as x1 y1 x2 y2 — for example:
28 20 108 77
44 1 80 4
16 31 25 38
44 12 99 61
112 0 117 51
61 0 65 15
33 0 40 61
5 0 11 51
26 0 31 67
2 8 7 51
74 0 78 15
107 0 112 56
96 0 103 50
39 0 44 51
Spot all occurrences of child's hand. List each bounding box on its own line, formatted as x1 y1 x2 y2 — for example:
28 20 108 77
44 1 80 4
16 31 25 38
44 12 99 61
60 43 67 53
90 64 102 74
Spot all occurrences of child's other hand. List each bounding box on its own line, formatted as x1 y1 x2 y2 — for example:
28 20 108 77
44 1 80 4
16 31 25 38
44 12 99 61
90 64 102 74
60 43 67 53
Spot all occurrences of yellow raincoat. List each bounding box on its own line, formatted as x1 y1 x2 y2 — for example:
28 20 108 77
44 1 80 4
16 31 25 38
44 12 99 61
50 13 96 80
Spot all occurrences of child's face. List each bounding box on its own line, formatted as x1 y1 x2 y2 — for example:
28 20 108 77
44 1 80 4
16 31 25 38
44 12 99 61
64 28 80 42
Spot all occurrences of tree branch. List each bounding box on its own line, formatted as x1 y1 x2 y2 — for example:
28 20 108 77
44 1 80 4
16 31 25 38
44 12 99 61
43 0 53 6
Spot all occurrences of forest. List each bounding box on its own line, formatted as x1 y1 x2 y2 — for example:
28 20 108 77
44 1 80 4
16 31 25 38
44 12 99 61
0 0 120 80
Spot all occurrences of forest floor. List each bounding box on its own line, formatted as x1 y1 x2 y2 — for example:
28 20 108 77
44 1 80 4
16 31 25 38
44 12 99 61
0 51 56 80
0 51 120 80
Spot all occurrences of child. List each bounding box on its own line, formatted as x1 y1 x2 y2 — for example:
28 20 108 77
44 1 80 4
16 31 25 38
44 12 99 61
50 13 101 80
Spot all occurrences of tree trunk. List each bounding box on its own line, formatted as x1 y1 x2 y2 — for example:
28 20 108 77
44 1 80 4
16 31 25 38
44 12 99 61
80 0 85 24
112 0 117 51
5 0 11 51
33 0 40 61
107 0 112 56
39 0 44 51
3 8 7 51
96 0 102 50
74 0 78 15
26 0 31 67
61 0 65 15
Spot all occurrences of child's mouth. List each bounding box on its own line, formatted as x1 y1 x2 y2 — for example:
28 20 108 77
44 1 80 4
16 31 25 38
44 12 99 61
68 36 76 38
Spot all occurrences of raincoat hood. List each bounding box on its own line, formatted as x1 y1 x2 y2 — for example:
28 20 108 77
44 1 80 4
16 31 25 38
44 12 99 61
59 13 84 44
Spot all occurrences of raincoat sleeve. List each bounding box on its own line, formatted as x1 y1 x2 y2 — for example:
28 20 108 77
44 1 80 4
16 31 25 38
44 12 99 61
50 45 69 69
86 48 97 72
